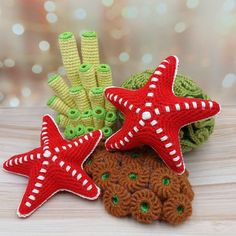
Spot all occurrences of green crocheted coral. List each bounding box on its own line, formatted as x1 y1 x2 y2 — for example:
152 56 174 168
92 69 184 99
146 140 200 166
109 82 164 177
121 70 215 153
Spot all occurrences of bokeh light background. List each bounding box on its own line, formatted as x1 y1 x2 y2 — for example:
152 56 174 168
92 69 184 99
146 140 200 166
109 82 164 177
0 0 236 107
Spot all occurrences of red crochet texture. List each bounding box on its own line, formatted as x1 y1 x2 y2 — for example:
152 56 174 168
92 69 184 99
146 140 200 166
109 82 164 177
2 115 103 218
104 55 221 174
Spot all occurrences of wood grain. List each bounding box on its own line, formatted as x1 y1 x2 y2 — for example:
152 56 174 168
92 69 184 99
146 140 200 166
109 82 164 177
0 107 236 236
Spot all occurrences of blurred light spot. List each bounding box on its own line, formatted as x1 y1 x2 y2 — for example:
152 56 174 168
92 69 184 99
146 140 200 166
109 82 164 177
46 13 58 23
156 3 167 15
74 8 87 20
9 97 20 107
122 6 139 19
57 66 66 76
21 87 31 97
110 29 123 39
119 52 129 62
32 64 42 74
186 0 199 9
222 73 236 88
223 0 235 12
175 22 187 33
39 40 50 51
102 0 113 7
4 58 15 67
12 23 25 36
44 1 56 12
142 53 153 64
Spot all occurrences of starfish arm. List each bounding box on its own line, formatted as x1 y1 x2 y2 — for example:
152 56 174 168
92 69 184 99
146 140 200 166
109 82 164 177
104 87 141 114
55 164 100 200
169 97 221 128
56 130 103 166
40 115 65 147
3 147 42 176
105 120 142 151
17 165 59 217
148 130 185 175
142 55 179 98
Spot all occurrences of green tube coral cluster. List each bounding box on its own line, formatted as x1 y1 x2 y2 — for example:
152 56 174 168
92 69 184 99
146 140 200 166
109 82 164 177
121 70 215 153
47 31 117 140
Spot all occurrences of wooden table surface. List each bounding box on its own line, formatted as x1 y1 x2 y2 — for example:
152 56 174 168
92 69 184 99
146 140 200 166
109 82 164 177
0 107 236 236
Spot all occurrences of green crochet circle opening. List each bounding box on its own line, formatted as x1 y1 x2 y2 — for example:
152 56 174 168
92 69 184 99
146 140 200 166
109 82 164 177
131 153 140 159
69 86 82 93
48 74 59 84
68 109 80 119
101 172 110 181
79 64 92 72
82 31 97 38
93 106 105 119
47 96 56 105
75 124 85 136
111 195 119 205
128 172 138 180
64 125 76 139
59 32 73 40
162 177 170 186
97 64 111 72
102 127 112 138
121 70 215 153
177 205 184 214
140 202 149 214
105 111 117 122
91 87 103 95
82 109 92 118
86 126 95 133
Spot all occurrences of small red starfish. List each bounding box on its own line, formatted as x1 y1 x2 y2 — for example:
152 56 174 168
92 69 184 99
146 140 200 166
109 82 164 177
3 115 102 218
104 55 221 174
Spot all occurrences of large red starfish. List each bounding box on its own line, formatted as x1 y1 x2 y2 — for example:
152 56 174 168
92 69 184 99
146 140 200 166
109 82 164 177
3 115 102 217
104 56 221 174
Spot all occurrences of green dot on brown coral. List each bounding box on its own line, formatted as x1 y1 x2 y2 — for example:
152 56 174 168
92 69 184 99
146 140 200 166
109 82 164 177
131 153 140 159
101 172 110 181
111 195 119 205
162 177 170 186
140 202 149 213
177 205 184 214
128 172 138 180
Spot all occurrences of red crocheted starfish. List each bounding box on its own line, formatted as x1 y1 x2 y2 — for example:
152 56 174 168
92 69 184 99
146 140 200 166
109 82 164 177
3 115 102 218
104 55 221 174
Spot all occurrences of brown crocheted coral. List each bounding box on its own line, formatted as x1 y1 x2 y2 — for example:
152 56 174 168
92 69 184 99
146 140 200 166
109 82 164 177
150 167 181 200
162 194 192 224
92 160 119 191
86 145 194 225
103 184 131 217
119 162 149 192
130 189 162 224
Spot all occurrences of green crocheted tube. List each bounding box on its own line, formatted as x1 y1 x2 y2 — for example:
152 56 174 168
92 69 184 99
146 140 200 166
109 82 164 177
81 109 94 126
64 125 76 140
91 87 103 95
75 124 85 136
121 70 215 153
105 111 117 122
102 126 113 138
97 64 111 73
59 32 73 40
67 108 80 120
92 106 106 119
79 64 92 72
82 31 97 38
85 126 96 133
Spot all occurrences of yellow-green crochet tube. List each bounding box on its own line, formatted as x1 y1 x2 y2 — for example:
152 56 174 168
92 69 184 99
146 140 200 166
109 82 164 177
75 124 85 137
92 106 106 129
105 111 117 127
64 124 76 140
48 74 75 108
79 64 97 91
81 31 100 68
67 108 81 126
102 126 113 138
89 87 104 109
69 86 91 111
58 32 81 87
56 114 71 129
47 95 70 115
97 64 112 88
81 109 94 126
105 99 116 113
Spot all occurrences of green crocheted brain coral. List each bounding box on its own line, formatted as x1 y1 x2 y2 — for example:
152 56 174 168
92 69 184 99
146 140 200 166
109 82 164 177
120 69 215 153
